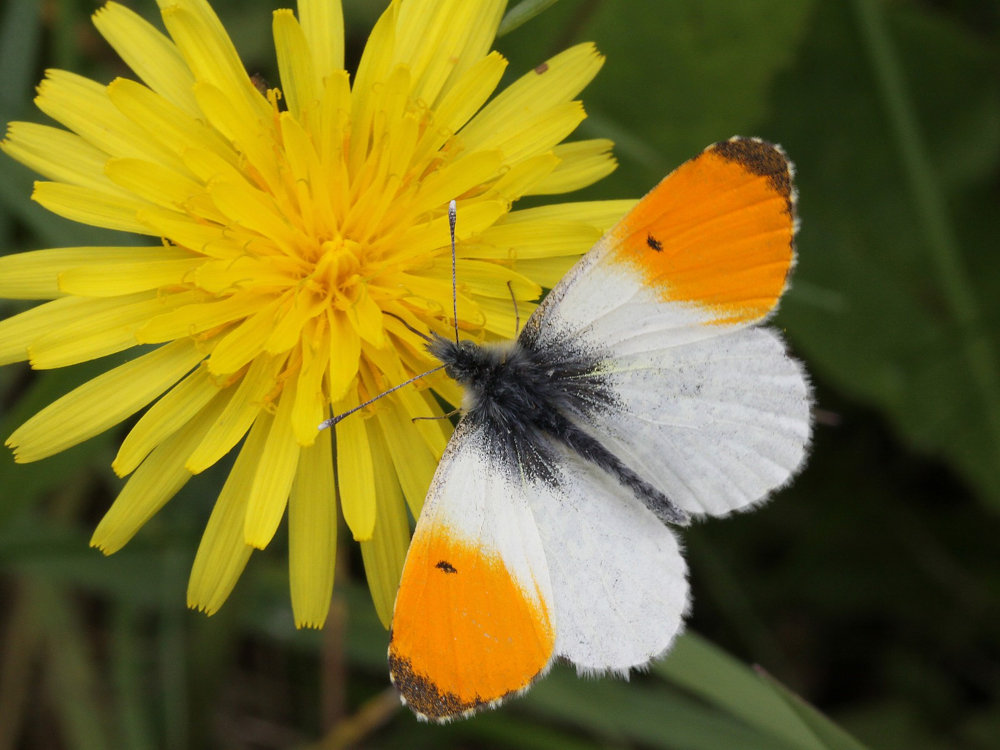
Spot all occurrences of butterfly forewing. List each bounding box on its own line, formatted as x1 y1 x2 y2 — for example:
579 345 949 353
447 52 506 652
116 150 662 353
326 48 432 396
521 137 811 517
529 138 797 341
388 420 556 722
584 325 811 516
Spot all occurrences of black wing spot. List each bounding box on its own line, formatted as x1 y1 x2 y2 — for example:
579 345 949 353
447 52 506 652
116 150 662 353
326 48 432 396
646 233 663 252
435 560 458 574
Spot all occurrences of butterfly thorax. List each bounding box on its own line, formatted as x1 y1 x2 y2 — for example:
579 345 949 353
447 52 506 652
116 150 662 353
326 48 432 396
427 334 555 420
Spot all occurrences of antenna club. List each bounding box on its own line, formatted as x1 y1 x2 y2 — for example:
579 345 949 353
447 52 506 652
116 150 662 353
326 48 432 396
317 416 343 431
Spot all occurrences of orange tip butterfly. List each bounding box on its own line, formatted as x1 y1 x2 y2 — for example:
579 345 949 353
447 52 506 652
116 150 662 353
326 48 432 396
336 137 812 721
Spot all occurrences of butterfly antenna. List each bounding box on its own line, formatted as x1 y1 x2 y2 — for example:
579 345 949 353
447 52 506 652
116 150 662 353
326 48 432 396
449 199 459 345
320 207 464 433
506 280 520 335
383 310 432 343
318 364 446 431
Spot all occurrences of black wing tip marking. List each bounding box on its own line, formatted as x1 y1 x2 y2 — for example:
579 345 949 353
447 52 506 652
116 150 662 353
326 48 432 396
710 136 794 206
388 652 479 722
709 135 799 283
388 649 540 723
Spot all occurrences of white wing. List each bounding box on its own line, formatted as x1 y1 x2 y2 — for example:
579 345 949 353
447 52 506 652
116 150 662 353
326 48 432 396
526 259 812 518
587 325 810 516
529 442 689 673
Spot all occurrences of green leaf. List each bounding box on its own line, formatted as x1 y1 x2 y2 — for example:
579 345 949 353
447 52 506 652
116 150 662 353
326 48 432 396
520 663 800 750
757 667 872 750
658 633 875 750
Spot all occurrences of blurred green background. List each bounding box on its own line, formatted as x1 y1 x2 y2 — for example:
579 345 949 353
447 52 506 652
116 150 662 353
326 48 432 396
1 0 998 747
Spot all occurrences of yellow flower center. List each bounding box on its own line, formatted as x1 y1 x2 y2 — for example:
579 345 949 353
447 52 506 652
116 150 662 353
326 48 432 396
315 237 364 310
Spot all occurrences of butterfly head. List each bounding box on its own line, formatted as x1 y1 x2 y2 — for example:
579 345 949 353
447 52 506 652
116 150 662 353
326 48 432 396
426 333 488 386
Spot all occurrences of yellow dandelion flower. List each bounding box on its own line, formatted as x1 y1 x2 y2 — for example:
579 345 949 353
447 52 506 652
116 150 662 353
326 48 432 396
0 0 631 628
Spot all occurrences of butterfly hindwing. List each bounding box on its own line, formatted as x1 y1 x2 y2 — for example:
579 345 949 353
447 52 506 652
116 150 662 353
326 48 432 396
528 441 689 673
392 414 690 704
388 419 556 722
567 325 812 517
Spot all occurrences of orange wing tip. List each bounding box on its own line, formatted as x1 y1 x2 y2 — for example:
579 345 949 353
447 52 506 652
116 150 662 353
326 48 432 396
709 136 801 239
389 650 548 723
610 135 798 325
388 527 556 721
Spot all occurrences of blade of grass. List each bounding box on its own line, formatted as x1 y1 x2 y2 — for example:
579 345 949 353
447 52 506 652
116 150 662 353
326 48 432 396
850 0 1000 486
51 0 85 72
756 667 871 750
0 0 41 244
159 549 189 750
522 663 801 750
0 587 41 750
31 578 112 750
497 0 561 37
0 0 42 119
111 603 156 750
311 688 400 749
655 633 834 750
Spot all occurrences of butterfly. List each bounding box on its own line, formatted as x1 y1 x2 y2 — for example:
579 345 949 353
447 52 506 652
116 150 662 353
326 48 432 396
382 137 812 721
